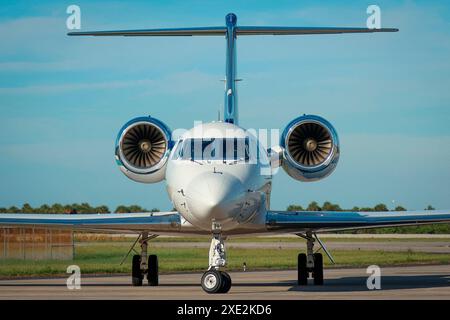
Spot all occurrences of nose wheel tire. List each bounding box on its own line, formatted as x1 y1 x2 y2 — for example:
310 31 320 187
131 254 143 286
147 254 159 286
201 270 232 294
201 270 222 293
219 271 232 293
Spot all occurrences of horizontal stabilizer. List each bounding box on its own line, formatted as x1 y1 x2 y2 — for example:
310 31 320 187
68 27 226 36
236 26 398 35
68 26 398 37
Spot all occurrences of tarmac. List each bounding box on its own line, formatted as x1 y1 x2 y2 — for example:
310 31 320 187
0 265 448 300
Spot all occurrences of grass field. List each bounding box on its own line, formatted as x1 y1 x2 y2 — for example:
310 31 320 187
1 239 449 278
74 234 450 243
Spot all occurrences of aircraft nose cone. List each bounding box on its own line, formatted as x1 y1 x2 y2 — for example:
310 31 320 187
185 172 244 223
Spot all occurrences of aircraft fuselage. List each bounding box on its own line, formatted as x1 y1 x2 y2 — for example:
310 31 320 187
166 122 272 231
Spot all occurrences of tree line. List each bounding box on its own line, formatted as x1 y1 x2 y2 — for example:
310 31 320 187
286 201 436 212
0 203 160 214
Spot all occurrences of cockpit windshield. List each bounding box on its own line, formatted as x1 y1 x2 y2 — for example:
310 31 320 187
174 138 252 162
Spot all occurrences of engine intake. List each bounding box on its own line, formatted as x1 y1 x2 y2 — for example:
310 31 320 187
115 116 172 183
281 115 339 182
122 123 166 169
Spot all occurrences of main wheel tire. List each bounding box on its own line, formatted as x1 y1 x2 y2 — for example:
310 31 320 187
132 254 143 286
313 252 324 285
201 270 223 294
147 254 159 286
219 271 232 293
298 253 308 285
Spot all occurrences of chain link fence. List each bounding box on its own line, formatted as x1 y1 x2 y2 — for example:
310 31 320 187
0 228 74 260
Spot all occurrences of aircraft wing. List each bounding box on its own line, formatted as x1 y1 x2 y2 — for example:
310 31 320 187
266 210 450 233
0 212 181 234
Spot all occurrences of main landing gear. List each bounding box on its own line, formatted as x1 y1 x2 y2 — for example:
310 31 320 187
201 223 232 294
131 232 159 286
297 231 335 285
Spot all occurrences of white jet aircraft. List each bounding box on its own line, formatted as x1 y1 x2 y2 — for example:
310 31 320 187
1 13 449 294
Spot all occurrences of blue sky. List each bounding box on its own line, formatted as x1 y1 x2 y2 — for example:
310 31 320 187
0 0 449 211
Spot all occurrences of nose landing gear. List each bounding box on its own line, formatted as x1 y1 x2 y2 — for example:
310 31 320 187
201 223 232 294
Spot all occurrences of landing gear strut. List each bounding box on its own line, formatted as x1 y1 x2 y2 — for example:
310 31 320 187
201 223 232 294
297 231 324 285
131 232 159 287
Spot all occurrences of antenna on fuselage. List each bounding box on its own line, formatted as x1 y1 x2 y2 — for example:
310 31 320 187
68 13 398 126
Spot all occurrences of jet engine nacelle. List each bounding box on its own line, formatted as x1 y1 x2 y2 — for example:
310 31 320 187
280 115 339 182
115 116 172 183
